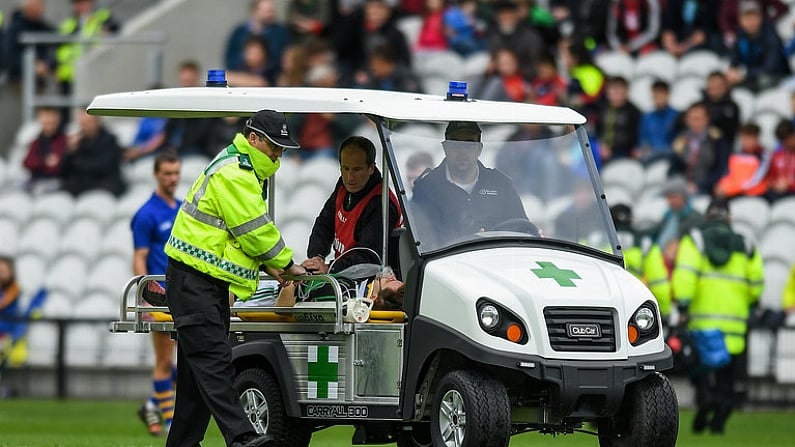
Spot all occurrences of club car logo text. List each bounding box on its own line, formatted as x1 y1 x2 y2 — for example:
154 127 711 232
305 405 369 418
566 323 601 338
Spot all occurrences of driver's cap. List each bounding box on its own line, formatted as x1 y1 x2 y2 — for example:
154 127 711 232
246 109 300 149
445 121 481 142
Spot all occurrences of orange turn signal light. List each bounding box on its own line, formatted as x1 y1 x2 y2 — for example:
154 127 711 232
506 323 523 343
628 324 639 344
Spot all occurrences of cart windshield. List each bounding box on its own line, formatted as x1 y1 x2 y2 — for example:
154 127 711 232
387 122 616 256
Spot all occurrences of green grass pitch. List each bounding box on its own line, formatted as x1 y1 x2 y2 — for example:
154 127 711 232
0 399 793 446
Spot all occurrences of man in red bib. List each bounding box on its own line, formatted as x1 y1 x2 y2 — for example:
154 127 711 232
302 136 402 274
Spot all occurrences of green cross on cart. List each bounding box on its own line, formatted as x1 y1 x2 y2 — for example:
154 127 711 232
308 345 339 399
531 261 581 287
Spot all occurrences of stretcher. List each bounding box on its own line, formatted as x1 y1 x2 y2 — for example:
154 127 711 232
108 274 406 336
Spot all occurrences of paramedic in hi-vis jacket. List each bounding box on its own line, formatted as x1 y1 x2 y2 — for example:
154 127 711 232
164 110 306 447
672 199 764 435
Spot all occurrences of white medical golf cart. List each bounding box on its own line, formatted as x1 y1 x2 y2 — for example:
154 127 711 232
95 81 678 447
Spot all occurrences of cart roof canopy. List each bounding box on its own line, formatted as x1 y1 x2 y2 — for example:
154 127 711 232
87 87 586 125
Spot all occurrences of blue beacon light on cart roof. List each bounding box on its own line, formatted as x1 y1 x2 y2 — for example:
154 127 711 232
206 69 228 87
446 81 468 101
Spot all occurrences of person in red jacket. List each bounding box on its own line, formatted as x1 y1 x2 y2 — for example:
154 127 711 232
22 106 68 194
765 119 795 201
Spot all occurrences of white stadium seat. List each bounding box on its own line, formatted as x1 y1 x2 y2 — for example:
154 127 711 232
73 190 118 228
39 290 74 319
414 50 465 79
25 321 59 367
676 50 725 80
31 191 75 227
103 332 147 368
731 87 756 124
644 159 670 187
100 217 135 260
748 329 775 377
669 76 705 111
462 51 491 80
85 255 133 298
603 185 634 207
634 51 677 82
729 196 770 236
628 76 655 113
769 197 795 227
298 156 342 192
595 50 635 80
754 87 791 117
114 186 153 222
0 190 34 225
775 329 795 383
759 223 795 263
15 253 47 298
65 323 105 367
179 154 210 182
282 184 331 223
45 254 90 300
760 258 790 310
60 218 105 261
520 193 545 226
18 217 61 263
601 159 645 198
0 217 19 257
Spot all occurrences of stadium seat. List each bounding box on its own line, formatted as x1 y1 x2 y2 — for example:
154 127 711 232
754 87 791 117
100 218 134 260
73 190 119 228
543 196 573 234
769 197 795 227
628 76 655 113
24 321 58 367
634 51 677 82
755 110 785 151
729 196 770 236
731 220 757 245
273 156 301 192
0 217 19 257
600 159 645 198
282 183 331 223
102 332 147 368
644 159 670 187
179 154 210 182
45 254 89 300
396 15 423 53
595 50 635 80
423 75 453 97
775 329 795 383
298 156 342 192
731 87 756 124
520 193 545 226
0 190 34 226
760 258 790 310
633 196 668 231
760 223 795 263
603 185 634 207
17 217 61 263
75 292 118 320
128 157 157 185
748 329 775 377
114 186 153 222
669 76 705 111
414 50 465 80
106 117 140 147
279 219 313 263
59 217 104 261
31 191 75 228
85 255 133 298
676 50 725 80
39 290 73 319
691 194 711 214
15 253 47 299
64 323 105 367
462 52 491 80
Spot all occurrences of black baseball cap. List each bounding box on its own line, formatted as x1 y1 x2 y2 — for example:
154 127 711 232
245 109 300 149
445 121 482 142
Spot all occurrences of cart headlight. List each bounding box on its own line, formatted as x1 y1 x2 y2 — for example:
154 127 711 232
479 304 500 330
634 307 655 332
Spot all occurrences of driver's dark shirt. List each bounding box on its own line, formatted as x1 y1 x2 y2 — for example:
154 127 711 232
411 160 526 248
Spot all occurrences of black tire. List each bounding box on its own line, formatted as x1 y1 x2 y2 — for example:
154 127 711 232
234 368 311 447
598 372 679 447
429 370 511 447
396 422 433 447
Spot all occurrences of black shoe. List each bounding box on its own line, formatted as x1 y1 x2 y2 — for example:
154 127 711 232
692 408 710 434
232 433 275 447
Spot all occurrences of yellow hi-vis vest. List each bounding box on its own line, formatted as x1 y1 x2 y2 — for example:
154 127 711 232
624 238 672 318
165 133 294 298
784 265 795 311
672 223 764 354
55 8 111 82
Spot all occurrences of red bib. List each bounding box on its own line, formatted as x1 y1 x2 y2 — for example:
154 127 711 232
333 183 402 258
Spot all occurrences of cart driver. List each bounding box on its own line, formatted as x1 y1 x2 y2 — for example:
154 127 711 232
411 121 529 248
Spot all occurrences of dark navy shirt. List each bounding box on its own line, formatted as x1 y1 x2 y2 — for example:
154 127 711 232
131 193 181 275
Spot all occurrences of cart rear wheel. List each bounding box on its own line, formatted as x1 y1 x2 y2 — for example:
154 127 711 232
598 372 679 447
430 370 510 447
234 368 311 447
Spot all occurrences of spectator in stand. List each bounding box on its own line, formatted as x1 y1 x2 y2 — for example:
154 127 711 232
224 0 289 77
288 0 331 42
361 43 422 93
606 0 661 56
363 0 412 68
719 0 788 49
60 106 126 197
443 0 486 56
726 0 791 92
288 64 362 161
275 43 309 87
561 42 605 116
487 0 546 79
156 61 217 158
652 176 703 267
764 119 795 201
715 122 768 199
638 80 679 161
518 0 559 49
2 0 53 90
227 35 273 87
668 102 731 196
550 0 610 51
124 92 168 163
661 0 723 58
415 0 449 53
0 257 21 350
472 46 528 102
703 71 741 143
596 76 641 163
528 53 567 107
23 106 68 194
399 0 425 15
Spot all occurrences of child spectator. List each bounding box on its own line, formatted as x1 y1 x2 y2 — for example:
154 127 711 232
726 0 791 91
606 0 661 56
443 0 486 56
22 106 67 194
487 0 545 79
719 0 789 49
561 42 605 110
528 54 567 106
224 0 289 76
703 71 741 143
764 119 795 201
361 44 422 93
638 80 679 160
472 46 528 102
668 102 731 195
415 0 449 52
60 106 126 197
714 123 768 198
597 76 641 163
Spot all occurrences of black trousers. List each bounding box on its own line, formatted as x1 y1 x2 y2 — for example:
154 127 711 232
165 259 254 447
691 354 743 433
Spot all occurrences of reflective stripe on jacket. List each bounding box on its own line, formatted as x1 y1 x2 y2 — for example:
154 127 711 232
165 133 293 298
672 225 764 354
56 9 110 82
622 233 672 317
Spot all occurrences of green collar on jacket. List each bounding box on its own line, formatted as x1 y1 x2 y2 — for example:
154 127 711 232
233 133 280 179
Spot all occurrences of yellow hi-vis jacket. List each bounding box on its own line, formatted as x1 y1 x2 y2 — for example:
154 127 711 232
784 265 795 311
622 232 672 318
165 133 294 298
672 221 764 354
55 8 111 82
